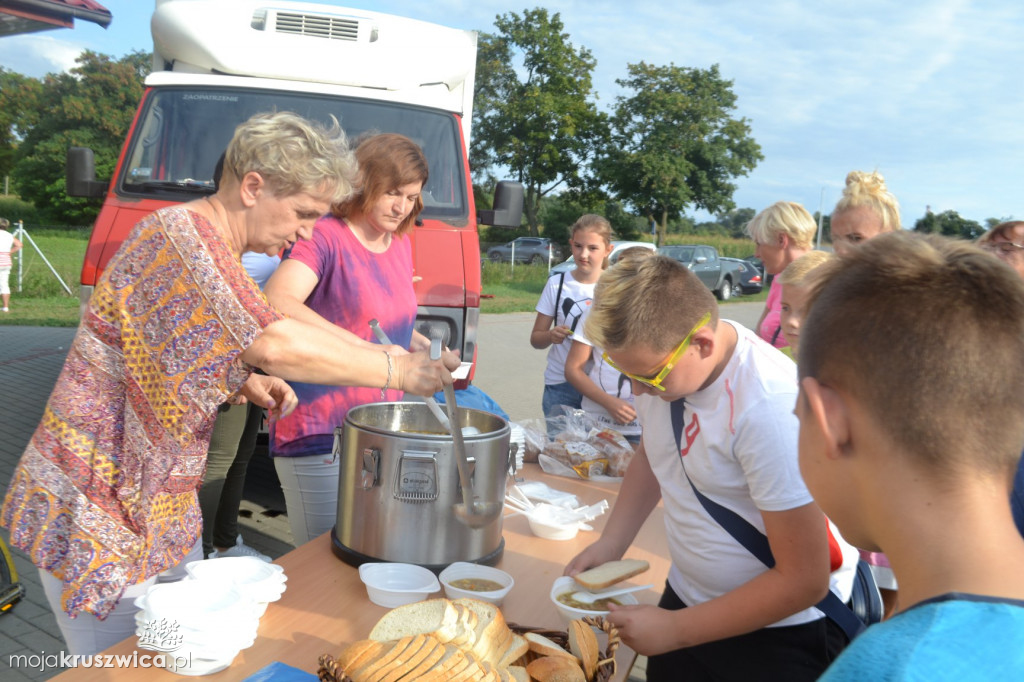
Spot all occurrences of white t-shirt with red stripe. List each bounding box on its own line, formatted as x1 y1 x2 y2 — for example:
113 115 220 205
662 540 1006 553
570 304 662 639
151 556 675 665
635 320 857 627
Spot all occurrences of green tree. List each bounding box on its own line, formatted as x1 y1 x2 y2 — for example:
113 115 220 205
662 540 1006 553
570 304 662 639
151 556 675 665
913 209 982 240
0 68 43 185
9 50 149 223
596 62 762 246
470 8 606 236
716 207 756 239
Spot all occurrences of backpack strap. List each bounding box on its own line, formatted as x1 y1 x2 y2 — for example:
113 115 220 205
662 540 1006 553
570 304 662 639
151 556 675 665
552 271 566 321
670 398 867 640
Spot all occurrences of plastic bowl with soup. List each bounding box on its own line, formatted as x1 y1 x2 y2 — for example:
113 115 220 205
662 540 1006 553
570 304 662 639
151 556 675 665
438 562 514 606
549 575 639 625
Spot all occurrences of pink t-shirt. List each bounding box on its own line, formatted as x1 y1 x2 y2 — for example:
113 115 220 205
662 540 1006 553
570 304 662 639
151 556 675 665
270 215 418 457
758 278 788 348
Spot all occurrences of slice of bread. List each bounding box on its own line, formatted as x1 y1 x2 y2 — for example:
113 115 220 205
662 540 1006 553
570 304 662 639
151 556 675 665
335 638 385 667
350 636 409 682
567 621 599 681
368 599 459 644
378 634 441 682
454 598 509 666
497 633 530 669
507 665 529 682
571 559 650 591
524 632 575 660
526 655 586 682
418 644 469 682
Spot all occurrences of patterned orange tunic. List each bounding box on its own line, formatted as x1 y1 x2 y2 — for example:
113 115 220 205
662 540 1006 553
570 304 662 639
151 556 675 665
1 207 283 618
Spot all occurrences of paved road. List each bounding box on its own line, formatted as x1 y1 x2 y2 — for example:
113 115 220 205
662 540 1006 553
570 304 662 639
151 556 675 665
473 299 766 422
0 298 766 679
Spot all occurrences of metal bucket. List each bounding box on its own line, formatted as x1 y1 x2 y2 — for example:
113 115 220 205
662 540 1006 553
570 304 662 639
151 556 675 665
330 402 511 571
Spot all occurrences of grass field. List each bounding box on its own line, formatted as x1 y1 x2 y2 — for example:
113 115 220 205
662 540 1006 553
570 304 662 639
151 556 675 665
1 229 765 326
1 228 87 327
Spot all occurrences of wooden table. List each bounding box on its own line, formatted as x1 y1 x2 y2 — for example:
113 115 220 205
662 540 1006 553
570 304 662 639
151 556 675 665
53 466 669 681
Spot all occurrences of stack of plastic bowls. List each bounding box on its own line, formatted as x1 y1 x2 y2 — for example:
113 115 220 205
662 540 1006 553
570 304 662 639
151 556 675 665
134 579 261 675
185 556 288 616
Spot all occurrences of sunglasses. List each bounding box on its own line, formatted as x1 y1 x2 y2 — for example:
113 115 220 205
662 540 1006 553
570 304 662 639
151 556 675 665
603 312 711 391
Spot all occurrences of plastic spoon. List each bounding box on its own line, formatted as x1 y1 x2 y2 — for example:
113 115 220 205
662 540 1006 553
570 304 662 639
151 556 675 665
570 583 655 605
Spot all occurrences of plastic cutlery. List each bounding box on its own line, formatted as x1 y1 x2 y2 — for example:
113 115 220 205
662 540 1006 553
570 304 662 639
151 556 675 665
570 583 655 604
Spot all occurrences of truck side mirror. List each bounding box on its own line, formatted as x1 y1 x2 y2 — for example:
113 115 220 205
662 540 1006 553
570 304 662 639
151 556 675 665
477 181 523 227
66 147 108 199
695 256 708 264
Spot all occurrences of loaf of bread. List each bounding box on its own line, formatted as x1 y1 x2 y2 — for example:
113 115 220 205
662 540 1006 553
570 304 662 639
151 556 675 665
572 559 650 591
338 597 537 681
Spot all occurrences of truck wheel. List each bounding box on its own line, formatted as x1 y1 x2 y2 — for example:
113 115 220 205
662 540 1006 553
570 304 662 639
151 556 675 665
717 278 733 301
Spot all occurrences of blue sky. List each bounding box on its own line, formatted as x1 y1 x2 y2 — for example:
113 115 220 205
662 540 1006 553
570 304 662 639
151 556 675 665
1 0 1021 227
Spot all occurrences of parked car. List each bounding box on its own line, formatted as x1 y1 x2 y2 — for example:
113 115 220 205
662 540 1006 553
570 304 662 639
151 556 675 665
486 237 564 264
657 244 742 301
720 257 763 295
549 240 657 274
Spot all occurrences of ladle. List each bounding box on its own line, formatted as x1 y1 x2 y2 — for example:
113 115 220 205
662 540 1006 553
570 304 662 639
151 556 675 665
369 319 452 432
431 337 503 529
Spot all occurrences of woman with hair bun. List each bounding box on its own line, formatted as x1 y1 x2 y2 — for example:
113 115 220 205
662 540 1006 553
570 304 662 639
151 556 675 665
830 170 901 256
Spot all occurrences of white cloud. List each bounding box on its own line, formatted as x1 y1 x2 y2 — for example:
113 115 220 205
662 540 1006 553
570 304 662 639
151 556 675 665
0 34 86 78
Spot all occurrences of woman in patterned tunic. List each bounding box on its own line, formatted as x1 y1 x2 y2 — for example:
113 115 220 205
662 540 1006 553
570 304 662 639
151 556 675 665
0 111 459 654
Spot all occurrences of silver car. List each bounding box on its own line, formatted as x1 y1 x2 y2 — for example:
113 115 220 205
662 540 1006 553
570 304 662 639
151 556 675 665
549 240 657 274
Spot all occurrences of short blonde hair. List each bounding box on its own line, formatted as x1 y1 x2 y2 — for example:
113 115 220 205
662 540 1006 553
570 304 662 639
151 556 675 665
224 111 358 205
977 220 1024 246
833 170 901 232
800 232 1024 477
585 254 717 353
779 250 833 286
745 201 817 250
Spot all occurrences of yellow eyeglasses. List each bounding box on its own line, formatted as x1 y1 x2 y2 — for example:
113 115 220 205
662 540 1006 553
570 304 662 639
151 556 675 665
603 312 711 392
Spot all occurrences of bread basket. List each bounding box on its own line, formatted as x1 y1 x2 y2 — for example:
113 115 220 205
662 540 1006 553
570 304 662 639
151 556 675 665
317 615 620 682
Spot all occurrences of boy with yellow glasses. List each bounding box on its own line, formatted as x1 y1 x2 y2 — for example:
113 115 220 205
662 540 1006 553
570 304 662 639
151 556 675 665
566 254 857 681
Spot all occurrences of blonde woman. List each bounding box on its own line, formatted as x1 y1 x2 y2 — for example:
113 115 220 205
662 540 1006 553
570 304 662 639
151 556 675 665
830 170 901 256
745 201 817 348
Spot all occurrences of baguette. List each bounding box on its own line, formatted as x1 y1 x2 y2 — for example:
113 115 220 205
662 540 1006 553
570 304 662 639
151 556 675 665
571 559 649 591
524 632 576 660
526 655 586 682
567 621 599 682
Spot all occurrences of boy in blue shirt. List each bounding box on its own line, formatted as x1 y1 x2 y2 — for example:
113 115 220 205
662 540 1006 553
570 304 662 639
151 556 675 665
797 231 1024 679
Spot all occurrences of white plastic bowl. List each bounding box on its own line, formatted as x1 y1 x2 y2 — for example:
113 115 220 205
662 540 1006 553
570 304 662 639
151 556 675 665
549 575 639 625
438 562 514 606
135 580 259 630
358 562 440 608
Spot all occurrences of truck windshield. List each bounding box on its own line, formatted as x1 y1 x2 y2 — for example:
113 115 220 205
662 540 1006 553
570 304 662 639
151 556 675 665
120 87 467 221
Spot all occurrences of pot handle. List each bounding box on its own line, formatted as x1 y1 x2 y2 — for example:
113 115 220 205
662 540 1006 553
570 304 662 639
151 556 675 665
360 447 380 489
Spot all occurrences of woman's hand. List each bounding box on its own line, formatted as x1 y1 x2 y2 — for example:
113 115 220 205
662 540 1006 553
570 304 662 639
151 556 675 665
394 348 461 397
237 373 298 419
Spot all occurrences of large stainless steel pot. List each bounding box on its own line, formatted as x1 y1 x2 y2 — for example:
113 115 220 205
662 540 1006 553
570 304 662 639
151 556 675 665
330 402 511 570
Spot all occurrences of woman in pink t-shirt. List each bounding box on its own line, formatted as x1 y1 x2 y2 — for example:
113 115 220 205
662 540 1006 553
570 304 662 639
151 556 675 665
264 133 431 544
0 217 24 312
745 201 817 348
